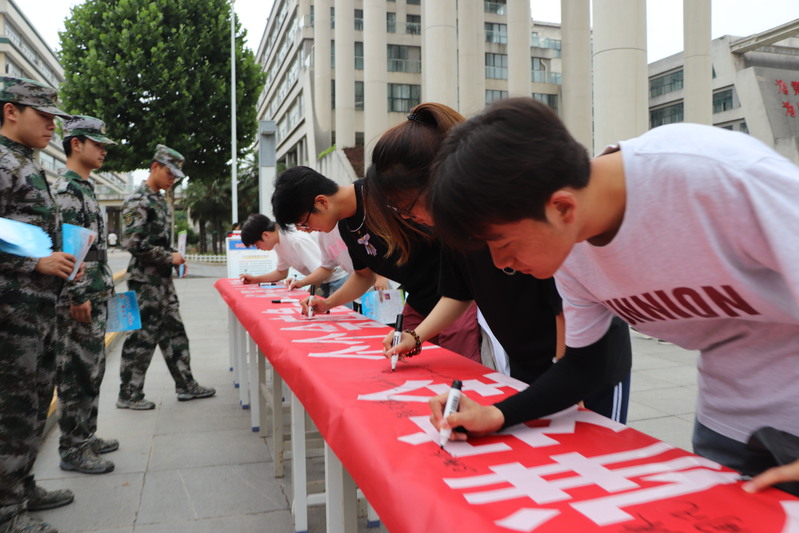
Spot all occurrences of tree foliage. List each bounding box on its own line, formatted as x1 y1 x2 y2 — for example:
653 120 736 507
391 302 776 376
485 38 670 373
58 0 265 183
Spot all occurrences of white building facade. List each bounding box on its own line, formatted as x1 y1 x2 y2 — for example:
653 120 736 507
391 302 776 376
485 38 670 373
254 0 563 178
648 25 799 164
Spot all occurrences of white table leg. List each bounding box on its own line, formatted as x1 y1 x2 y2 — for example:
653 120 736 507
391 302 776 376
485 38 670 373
273 371 285 478
291 388 307 533
258 347 268 438
237 325 248 408
228 309 239 385
325 442 357 533
247 335 260 430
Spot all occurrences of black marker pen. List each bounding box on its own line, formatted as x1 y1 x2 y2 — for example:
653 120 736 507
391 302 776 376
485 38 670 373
439 380 463 448
271 298 299 303
390 314 404 371
307 285 316 319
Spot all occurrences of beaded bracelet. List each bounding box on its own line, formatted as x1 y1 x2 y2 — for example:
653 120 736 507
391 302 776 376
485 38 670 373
403 329 423 357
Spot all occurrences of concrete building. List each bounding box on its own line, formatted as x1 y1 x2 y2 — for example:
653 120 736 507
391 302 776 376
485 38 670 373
648 20 799 164
254 0 563 178
0 0 131 233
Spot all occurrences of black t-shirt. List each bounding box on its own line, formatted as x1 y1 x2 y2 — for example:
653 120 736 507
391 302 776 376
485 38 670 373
439 247 562 383
338 179 441 316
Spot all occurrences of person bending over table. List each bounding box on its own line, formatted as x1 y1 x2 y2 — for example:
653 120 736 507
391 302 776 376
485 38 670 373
427 96 799 494
270 166 482 362
365 102 631 423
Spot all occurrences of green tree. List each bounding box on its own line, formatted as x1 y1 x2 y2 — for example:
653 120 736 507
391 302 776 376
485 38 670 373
58 0 265 183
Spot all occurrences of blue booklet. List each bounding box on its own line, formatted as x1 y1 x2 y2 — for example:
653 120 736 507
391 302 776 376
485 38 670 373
62 223 97 280
107 291 142 332
0 216 52 258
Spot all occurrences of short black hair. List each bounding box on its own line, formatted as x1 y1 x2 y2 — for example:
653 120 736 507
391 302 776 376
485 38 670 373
62 135 87 157
430 97 591 250
271 166 339 231
0 102 28 126
240 213 276 247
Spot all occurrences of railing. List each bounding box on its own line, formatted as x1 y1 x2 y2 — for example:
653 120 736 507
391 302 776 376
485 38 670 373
184 254 227 263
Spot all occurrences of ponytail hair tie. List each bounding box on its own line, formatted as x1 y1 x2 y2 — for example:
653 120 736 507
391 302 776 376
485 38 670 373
407 113 426 124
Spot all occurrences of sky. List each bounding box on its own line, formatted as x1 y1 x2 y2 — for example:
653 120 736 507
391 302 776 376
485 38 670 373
19 0 799 62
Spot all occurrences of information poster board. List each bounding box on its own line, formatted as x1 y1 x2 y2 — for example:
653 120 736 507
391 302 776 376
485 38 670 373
225 234 277 278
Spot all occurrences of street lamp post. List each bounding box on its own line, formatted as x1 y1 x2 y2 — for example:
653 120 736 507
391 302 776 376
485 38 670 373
230 0 238 226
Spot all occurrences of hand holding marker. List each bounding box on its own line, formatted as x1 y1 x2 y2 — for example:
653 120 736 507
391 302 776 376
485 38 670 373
439 380 463 448
390 314 404 371
307 285 316 319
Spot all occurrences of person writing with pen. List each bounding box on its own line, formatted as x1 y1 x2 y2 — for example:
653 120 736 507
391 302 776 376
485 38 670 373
427 96 799 495
368 102 631 423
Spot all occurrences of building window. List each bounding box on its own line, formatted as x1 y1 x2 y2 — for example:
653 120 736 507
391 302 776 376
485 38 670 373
406 14 421 35
388 83 421 112
355 81 364 110
650 70 684 98
533 93 558 113
330 40 335 68
485 90 508 105
355 42 364 70
388 45 421 73
387 12 396 33
712 88 734 113
485 53 508 79
485 1 507 15
407 0 420 5
485 22 507 44
331 79 335 109
650 103 683 128
355 9 363 31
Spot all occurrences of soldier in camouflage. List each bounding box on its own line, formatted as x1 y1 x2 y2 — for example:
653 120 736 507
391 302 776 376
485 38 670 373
117 144 215 410
0 77 77 533
54 116 119 476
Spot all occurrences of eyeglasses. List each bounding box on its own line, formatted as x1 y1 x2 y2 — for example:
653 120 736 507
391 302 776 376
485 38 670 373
296 207 314 230
386 190 423 218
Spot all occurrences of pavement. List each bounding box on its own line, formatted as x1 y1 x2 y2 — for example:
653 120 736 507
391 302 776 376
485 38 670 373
29 250 700 532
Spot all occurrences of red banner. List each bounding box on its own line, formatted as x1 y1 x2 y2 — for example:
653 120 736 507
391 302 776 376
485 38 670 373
216 279 798 533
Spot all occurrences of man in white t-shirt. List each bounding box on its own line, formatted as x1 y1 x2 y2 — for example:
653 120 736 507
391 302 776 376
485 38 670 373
238 213 347 297
426 97 799 494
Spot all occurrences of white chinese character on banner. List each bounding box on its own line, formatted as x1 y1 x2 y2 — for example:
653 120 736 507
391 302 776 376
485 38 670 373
444 441 739 530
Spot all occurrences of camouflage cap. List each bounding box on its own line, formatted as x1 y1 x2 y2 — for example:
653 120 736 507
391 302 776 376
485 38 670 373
153 144 186 178
0 76 70 118
62 115 117 145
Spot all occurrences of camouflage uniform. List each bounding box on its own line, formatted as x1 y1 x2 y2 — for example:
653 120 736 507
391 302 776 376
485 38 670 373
54 116 117 461
119 145 212 404
0 77 71 527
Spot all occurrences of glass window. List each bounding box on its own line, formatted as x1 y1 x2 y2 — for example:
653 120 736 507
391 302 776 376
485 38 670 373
485 22 507 44
388 45 422 73
485 1 507 15
355 42 364 70
485 89 508 105
355 9 363 31
649 70 684 98
485 53 508 79
355 81 364 110
388 84 421 112
406 14 421 35
533 93 558 113
712 88 734 113
650 103 683 128
387 12 396 33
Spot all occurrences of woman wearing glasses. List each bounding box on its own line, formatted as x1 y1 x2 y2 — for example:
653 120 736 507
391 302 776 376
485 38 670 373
365 102 632 425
